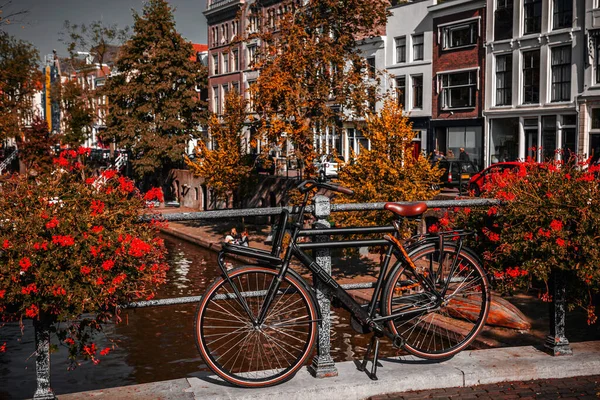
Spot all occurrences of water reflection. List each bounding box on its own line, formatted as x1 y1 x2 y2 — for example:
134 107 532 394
0 235 403 399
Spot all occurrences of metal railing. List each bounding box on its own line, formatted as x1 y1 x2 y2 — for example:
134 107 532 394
37 195 574 399
0 149 18 175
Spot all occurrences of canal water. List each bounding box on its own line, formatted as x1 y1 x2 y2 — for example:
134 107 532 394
0 235 402 399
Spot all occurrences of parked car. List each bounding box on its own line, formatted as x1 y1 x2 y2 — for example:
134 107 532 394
437 160 479 191
468 162 524 196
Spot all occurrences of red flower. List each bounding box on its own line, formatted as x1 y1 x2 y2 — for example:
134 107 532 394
118 177 135 193
550 219 563 232
488 232 500 242
91 226 104 234
54 157 69 167
524 232 533 241
144 187 164 202
25 304 39 318
90 200 105 216
21 283 38 295
0 342 6 353
545 192 553 199
0 289 5 299
94 277 105 286
537 228 551 238
487 206 497 216
128 238 152 257
52 286 67 296
80 265 92 275
438 217 450 227
64 338 75 346
112 273 127 286
493 271 504 279
85 178 95 185
428 224 439 234
101 260 115 271
83 343 97 356
100 347 111 356
45 217 59 229
556 238 566 247
52 235 75 247
19 257 32 272
101 170 117 180
77 147 91 156
2 239 11 249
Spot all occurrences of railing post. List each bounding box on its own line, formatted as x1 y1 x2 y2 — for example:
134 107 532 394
544 269 573 356
33 314 56 400
307 194 338 378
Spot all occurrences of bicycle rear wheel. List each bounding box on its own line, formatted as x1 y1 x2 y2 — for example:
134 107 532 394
195 266 318 387
382 243 490 359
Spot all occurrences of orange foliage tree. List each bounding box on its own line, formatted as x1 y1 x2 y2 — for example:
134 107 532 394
248 0 390 176
333 99 442 227
185 92 253 206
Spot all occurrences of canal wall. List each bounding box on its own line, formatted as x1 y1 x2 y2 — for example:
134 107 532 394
170 169 299 211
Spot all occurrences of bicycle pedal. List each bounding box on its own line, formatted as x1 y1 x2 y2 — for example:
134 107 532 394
392 335 405 349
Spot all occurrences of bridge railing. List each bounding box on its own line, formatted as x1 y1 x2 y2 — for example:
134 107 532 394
33 197 507 399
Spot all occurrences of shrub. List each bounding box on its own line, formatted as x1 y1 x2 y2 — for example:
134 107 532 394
0 149 168 363
453 156 600 323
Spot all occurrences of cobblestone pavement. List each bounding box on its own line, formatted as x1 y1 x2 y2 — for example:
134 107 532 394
368 375 600 400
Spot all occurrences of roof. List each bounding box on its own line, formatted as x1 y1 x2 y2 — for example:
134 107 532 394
190 43 208 62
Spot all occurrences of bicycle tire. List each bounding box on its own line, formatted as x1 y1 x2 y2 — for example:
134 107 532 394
381 243 490 360
195 266 318 387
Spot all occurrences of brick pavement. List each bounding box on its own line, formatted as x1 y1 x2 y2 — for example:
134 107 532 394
368 375 600 400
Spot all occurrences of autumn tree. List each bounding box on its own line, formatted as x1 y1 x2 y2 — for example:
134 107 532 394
17 116 55 173
60 20 129 68
103 0 207 188
249 0 389 176
0 31 39 142
332 99 442 227
0 1 28 29
186 92 253 207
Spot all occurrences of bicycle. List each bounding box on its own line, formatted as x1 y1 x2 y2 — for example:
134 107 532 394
194 179 491 387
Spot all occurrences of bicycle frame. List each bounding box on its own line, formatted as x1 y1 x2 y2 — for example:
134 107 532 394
217 188 472 343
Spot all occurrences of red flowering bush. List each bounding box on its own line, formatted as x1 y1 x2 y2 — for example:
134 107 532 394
454 156 600 323
0 149 168 363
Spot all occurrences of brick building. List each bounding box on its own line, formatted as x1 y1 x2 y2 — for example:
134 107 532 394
430 0 486 167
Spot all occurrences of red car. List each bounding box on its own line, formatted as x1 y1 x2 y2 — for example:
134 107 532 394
468 162 524 196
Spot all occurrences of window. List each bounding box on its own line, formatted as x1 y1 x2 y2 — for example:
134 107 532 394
212 54 219 75
395 36 406 63
222 53 229 74
522 50 540 104
247 45 256 68
596 40 600 85
366 57 376 78
440 70 477 109
496 54 512 106
592 109 600 129
551 46 571 102
524 0 542 35
442 22 477 49
247 80 256 112
412 75 423 109
232 81 239 94
396 76 406 110
495 0 513 41
232 50 239 72
212 86 220 114
553 0 572 30
412 34 424 61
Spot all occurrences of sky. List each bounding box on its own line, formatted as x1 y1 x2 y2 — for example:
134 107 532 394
3 0 208 62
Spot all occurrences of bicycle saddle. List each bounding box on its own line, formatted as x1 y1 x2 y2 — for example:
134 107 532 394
384 202 427 217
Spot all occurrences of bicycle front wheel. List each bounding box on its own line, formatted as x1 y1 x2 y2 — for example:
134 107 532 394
195 266 318 387
382 243 490 360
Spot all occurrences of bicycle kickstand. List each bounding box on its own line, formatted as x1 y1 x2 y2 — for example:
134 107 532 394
357 334 381 380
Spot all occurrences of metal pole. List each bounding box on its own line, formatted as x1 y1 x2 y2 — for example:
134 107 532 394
33 314 56 400
544 269 573 356
307 194 338 378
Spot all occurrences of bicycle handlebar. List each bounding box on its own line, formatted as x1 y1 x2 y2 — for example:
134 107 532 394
297 180 354 196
